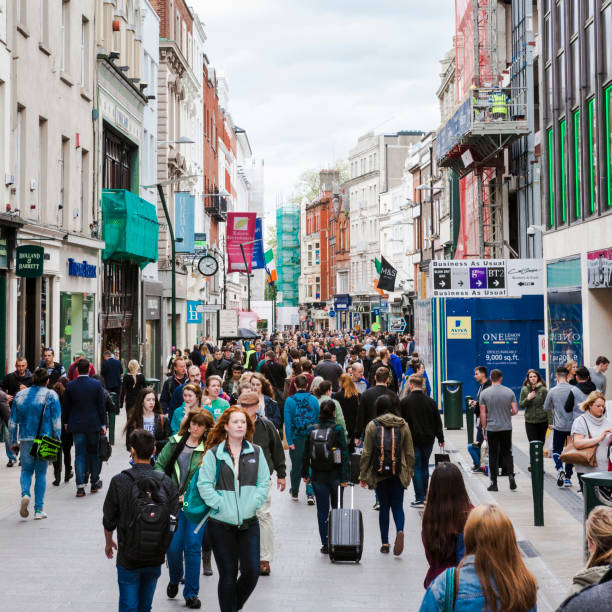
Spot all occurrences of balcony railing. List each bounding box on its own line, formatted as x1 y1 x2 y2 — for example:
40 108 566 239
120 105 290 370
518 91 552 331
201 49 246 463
204 193 228 221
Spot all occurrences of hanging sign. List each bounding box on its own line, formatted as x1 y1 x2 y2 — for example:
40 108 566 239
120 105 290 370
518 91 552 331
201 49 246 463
16 245 44 278
226 212 256 273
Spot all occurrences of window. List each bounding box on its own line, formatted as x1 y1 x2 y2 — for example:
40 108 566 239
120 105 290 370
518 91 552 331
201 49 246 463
583 0 593 21
60 137 69 228
585 23 594 94
570 0 580 35
38 117 47 222
544 15 552 62
603 4 612 83
15 106 24 204
307 243 312 266
587 98 597 214
547 128 554 226
61 1 69 73
555 1 565 51
81 17 89 87
315 242 320 264
573 109 581 219
606 85 612 209
557 53 565 114
570 40 580 106
79 150 88 232
560 119 567 223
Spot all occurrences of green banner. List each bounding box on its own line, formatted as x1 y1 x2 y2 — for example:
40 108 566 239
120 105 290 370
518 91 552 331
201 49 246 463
16 245 44 278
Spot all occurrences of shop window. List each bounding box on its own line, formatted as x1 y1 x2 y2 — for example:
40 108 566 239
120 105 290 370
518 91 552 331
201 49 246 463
587 98 597 214
603 4 612 82
59 293 95 371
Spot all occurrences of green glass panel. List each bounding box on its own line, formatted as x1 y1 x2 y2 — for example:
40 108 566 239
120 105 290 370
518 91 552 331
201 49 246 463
547 257 581 289
548 129 554 226
560 119 566 223
574 110 581 219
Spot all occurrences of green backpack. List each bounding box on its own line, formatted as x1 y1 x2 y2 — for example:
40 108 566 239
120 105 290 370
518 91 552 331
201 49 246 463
182 457 221 532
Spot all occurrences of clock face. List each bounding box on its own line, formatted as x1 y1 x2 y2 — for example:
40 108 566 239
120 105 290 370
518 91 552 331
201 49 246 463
198 255 218 276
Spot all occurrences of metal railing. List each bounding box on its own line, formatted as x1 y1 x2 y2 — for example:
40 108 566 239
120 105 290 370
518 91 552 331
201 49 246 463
470 86 528 124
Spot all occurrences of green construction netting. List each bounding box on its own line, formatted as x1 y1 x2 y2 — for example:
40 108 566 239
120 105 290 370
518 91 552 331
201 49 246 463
276 205 300 306
102 189 159 266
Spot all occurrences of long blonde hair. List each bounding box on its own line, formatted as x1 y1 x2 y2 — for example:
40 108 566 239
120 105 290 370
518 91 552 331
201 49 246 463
339 373 358 399
127 359 140 384
463 504 537 612
586 506 612 568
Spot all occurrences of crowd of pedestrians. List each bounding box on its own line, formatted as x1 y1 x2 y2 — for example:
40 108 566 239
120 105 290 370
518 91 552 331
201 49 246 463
1 334 610 611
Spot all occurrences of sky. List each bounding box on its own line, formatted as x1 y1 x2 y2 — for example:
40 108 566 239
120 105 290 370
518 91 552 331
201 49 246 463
191 0 455 219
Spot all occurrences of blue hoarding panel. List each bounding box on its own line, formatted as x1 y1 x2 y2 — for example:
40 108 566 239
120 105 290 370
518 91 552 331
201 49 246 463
435 97 471 161
175 192 195 253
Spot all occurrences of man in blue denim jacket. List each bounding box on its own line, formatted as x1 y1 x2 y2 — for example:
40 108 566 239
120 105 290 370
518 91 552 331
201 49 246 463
9 368 61 520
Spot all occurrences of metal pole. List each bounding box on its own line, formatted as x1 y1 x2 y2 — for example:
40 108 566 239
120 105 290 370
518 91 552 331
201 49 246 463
530 440 544 526
221 237 227 309
239 243 251 311
430 146 434 261
477 170 485 258
157 183 176 350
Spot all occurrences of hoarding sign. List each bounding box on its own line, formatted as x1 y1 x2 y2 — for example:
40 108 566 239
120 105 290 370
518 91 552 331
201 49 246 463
587 248 612 288
219 309 239 337
435 96 471 161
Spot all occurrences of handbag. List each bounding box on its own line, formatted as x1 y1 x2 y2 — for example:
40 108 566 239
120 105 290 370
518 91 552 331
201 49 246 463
99 435 112 462
559 416 598 468
29 393 61 462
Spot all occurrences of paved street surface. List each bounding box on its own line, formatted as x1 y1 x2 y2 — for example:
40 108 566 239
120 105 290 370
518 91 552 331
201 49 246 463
0 412 584 611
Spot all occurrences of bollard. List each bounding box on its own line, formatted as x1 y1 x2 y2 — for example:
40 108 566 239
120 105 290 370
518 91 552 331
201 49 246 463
465 396 474 445
530 440 544 526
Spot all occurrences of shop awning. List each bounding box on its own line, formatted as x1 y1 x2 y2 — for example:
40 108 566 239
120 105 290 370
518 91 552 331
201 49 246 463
102 189 158 266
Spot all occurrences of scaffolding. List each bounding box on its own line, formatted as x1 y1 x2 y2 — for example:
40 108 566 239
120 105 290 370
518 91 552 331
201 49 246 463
276 204 300 307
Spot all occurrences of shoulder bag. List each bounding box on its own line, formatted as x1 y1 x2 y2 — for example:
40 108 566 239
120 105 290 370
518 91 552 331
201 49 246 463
30 391 61 462
559 416 598 468
442 567 460 612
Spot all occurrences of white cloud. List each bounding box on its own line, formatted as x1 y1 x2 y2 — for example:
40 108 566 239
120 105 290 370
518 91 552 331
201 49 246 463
190 0 454 216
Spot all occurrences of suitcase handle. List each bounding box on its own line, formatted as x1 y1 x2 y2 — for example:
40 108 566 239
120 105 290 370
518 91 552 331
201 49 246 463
336 483 355 510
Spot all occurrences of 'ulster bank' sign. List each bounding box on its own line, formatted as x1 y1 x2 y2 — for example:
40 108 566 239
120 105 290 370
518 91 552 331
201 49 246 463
16 245 44 278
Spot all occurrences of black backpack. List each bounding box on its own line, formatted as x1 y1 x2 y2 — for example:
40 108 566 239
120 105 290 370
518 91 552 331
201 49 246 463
371 420 402 478
309 426 337 471
121 470 177 565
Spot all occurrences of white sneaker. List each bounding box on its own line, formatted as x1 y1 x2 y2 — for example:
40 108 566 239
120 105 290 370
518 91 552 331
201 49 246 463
34 511 48 520
19 495 30 518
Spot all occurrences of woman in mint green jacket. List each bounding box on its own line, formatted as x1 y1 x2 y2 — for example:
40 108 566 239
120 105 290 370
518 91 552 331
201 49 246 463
197 405 270 612
155 408 214 609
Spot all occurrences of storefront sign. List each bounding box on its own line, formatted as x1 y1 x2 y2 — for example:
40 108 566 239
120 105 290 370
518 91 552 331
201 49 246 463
446 316 472 339
16 245 44 277
219 309 239 337
0 231 8 269
333 294 351 311
226 212 257 273
68 258 97 278
198 304 221 312
480 329 521 366
587 248 612 288
145 297 160 320
389 316 407 333
432 259 544 297
187 301 203 324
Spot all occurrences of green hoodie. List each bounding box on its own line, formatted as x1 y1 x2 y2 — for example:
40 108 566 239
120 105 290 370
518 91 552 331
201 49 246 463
154 433 206 495
197 440 270 527
519 383 551 425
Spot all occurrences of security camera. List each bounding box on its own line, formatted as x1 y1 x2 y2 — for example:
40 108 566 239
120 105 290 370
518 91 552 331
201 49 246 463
527 225 536 236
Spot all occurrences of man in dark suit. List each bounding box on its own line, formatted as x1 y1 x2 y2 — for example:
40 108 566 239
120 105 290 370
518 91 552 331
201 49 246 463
247 341 265 371
63 359 107 497
100 350 123 395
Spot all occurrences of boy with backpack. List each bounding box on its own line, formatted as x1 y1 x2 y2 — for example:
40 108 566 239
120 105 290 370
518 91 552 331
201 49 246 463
301 399 350 554
359 395 414 556
284 374 320 504
103 429 179 612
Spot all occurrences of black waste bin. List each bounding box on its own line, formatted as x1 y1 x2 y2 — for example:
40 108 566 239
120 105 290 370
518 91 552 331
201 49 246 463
582 472 612 559
145 378 160 395
442 380 463 430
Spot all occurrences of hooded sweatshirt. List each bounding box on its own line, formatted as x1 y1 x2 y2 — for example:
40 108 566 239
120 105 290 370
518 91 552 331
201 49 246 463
565 380 597 420
359 412 414 489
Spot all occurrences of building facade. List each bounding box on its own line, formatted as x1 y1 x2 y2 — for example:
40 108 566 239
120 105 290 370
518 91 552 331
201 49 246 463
539 0 612 375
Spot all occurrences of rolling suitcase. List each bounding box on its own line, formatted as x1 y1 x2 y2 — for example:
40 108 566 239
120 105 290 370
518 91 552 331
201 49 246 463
328 485 363 563
349 449 362 484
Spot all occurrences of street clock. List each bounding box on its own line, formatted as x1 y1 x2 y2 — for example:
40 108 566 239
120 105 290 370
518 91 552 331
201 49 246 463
197 254 219 276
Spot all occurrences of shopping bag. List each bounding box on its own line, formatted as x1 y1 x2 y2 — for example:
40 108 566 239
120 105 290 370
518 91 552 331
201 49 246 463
543 427 553 458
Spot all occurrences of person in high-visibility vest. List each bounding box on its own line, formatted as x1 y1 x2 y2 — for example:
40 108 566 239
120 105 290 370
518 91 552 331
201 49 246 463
489 87 508 120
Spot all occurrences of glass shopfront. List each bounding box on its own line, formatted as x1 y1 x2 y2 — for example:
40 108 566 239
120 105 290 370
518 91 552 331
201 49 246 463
60 293 95 371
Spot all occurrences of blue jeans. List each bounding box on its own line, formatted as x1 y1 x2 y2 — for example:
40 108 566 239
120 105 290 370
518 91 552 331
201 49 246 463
117 564 161 612
413 445 433 503
376 476 405 545
5 438 17 462
19 441 48 511
311 478 340 545
552 429 573 478
468 443 481 467
167 510 202 600
73 432 101 487
288 435 313 497
207 518 260 612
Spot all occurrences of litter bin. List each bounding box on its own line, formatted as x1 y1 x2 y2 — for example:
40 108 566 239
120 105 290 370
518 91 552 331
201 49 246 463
145 378 160 395
442 380 463 430
581 472 612 559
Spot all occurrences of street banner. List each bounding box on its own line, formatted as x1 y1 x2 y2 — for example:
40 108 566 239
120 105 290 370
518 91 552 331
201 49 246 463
251 218 265 270
375 255 397 292
264 248 277 284
187 301 202 324
174 192 195 253
226 212 257 273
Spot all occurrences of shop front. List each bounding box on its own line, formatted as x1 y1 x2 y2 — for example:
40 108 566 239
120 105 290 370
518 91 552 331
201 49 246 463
333 294 351 331
143 280 163 380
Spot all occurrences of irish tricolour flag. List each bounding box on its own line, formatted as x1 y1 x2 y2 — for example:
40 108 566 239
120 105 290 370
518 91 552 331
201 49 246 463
264 249 277 284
